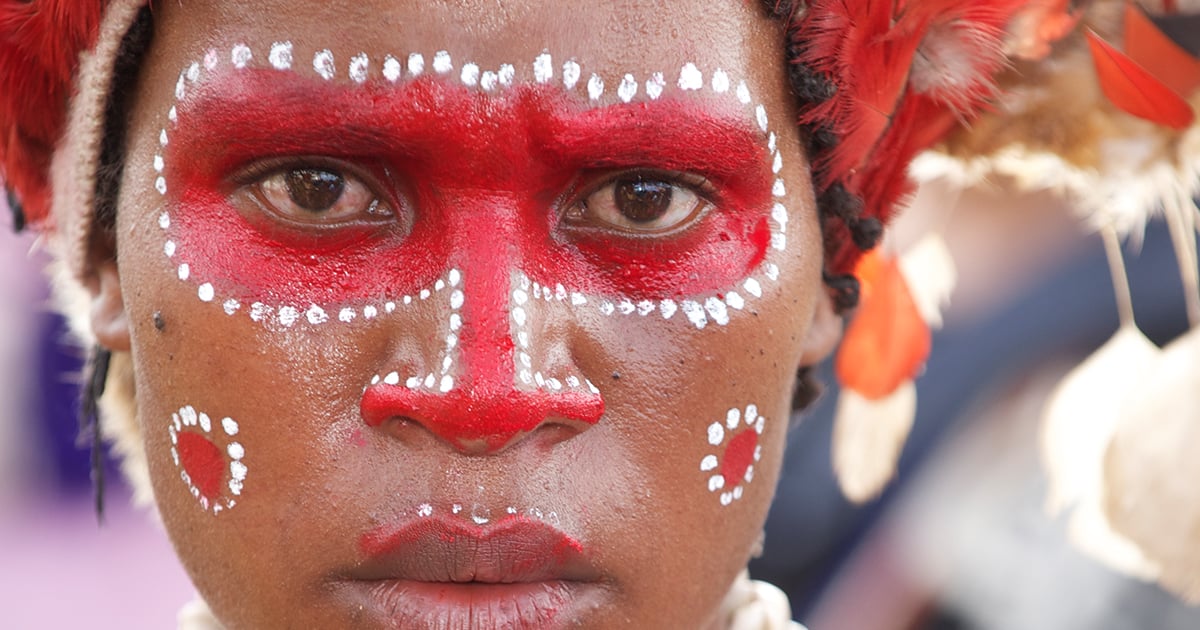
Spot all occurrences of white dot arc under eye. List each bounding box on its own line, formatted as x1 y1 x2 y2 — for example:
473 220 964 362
306 305 328 325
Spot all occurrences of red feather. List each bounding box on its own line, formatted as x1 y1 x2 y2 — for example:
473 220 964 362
0 1 105 226
792 0 1030 274
1123 2 1200 98
1087 28 1195 130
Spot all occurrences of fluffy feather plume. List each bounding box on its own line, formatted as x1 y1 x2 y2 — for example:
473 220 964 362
0 0 105 227
792 0 1030 273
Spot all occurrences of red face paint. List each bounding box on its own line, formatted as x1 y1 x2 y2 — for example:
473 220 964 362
720 429 758 490
177 431 225 500
165 70 778 452
166 70 775 305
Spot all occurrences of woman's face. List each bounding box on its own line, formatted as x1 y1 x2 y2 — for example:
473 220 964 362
109 1 828 627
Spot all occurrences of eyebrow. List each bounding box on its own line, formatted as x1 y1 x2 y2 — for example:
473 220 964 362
169 69 774 195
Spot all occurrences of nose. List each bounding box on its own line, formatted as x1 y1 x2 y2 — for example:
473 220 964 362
359 265 604 455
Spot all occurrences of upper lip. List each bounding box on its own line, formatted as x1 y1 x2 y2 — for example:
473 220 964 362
350 514 600 584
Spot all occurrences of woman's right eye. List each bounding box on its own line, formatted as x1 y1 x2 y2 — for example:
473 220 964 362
253 167 394 225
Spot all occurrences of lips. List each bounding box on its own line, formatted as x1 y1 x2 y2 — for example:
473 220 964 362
343 514 605 628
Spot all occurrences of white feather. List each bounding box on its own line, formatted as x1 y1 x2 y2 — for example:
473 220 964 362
1041 326 1160 516
898 234 957 329
833 383 917 503
1106 325 1200 603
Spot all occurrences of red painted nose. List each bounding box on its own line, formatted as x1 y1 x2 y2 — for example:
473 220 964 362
360 383 604 454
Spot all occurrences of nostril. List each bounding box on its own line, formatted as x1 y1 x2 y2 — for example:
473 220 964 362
360 377 604 454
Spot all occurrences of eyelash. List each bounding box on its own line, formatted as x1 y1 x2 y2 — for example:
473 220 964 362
560 169 719 236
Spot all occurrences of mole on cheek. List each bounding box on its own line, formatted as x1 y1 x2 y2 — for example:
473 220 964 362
154 311 166 332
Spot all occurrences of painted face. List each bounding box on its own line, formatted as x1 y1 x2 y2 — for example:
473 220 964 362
115 1 827 627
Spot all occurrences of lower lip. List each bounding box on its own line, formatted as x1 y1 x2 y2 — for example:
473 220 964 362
355 578 598 629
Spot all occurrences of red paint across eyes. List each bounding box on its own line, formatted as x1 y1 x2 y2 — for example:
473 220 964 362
177 431 225 500
167 71 776 305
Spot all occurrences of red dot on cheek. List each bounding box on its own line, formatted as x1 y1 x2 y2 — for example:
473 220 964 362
720 430 758 488
177 431 226 500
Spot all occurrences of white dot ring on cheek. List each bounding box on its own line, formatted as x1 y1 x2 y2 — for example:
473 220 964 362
701 404 766 507
167 405 245 514
150 44 796 336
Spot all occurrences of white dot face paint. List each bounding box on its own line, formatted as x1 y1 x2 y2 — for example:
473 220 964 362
587 74 605 101
534 53 553 84
168 406 246 515
679 62 703 90
231 44 252 69
269 41 293 70
313 49 335 80
349 53 370 83
433 50 453 74
562 60 581 90
383 55 402 82
151 44 798 387
702 404 765 507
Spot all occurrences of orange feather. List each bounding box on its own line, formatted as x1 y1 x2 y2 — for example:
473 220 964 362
1087 28 1196 130
835 249 932 401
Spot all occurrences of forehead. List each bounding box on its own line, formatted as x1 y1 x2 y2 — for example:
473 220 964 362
151 0 779 81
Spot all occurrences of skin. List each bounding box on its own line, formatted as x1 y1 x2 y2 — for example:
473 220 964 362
90 1 839 627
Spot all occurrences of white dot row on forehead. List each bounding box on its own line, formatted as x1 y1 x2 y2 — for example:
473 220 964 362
220 41 763 106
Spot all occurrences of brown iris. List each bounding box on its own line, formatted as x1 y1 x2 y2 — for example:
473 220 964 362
283 168 345 213
613 178 673 223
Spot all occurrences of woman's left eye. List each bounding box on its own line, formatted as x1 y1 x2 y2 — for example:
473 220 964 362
253 167 392 225
567 175 711 235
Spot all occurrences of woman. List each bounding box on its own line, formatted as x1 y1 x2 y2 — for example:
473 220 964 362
4 0 1168 628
